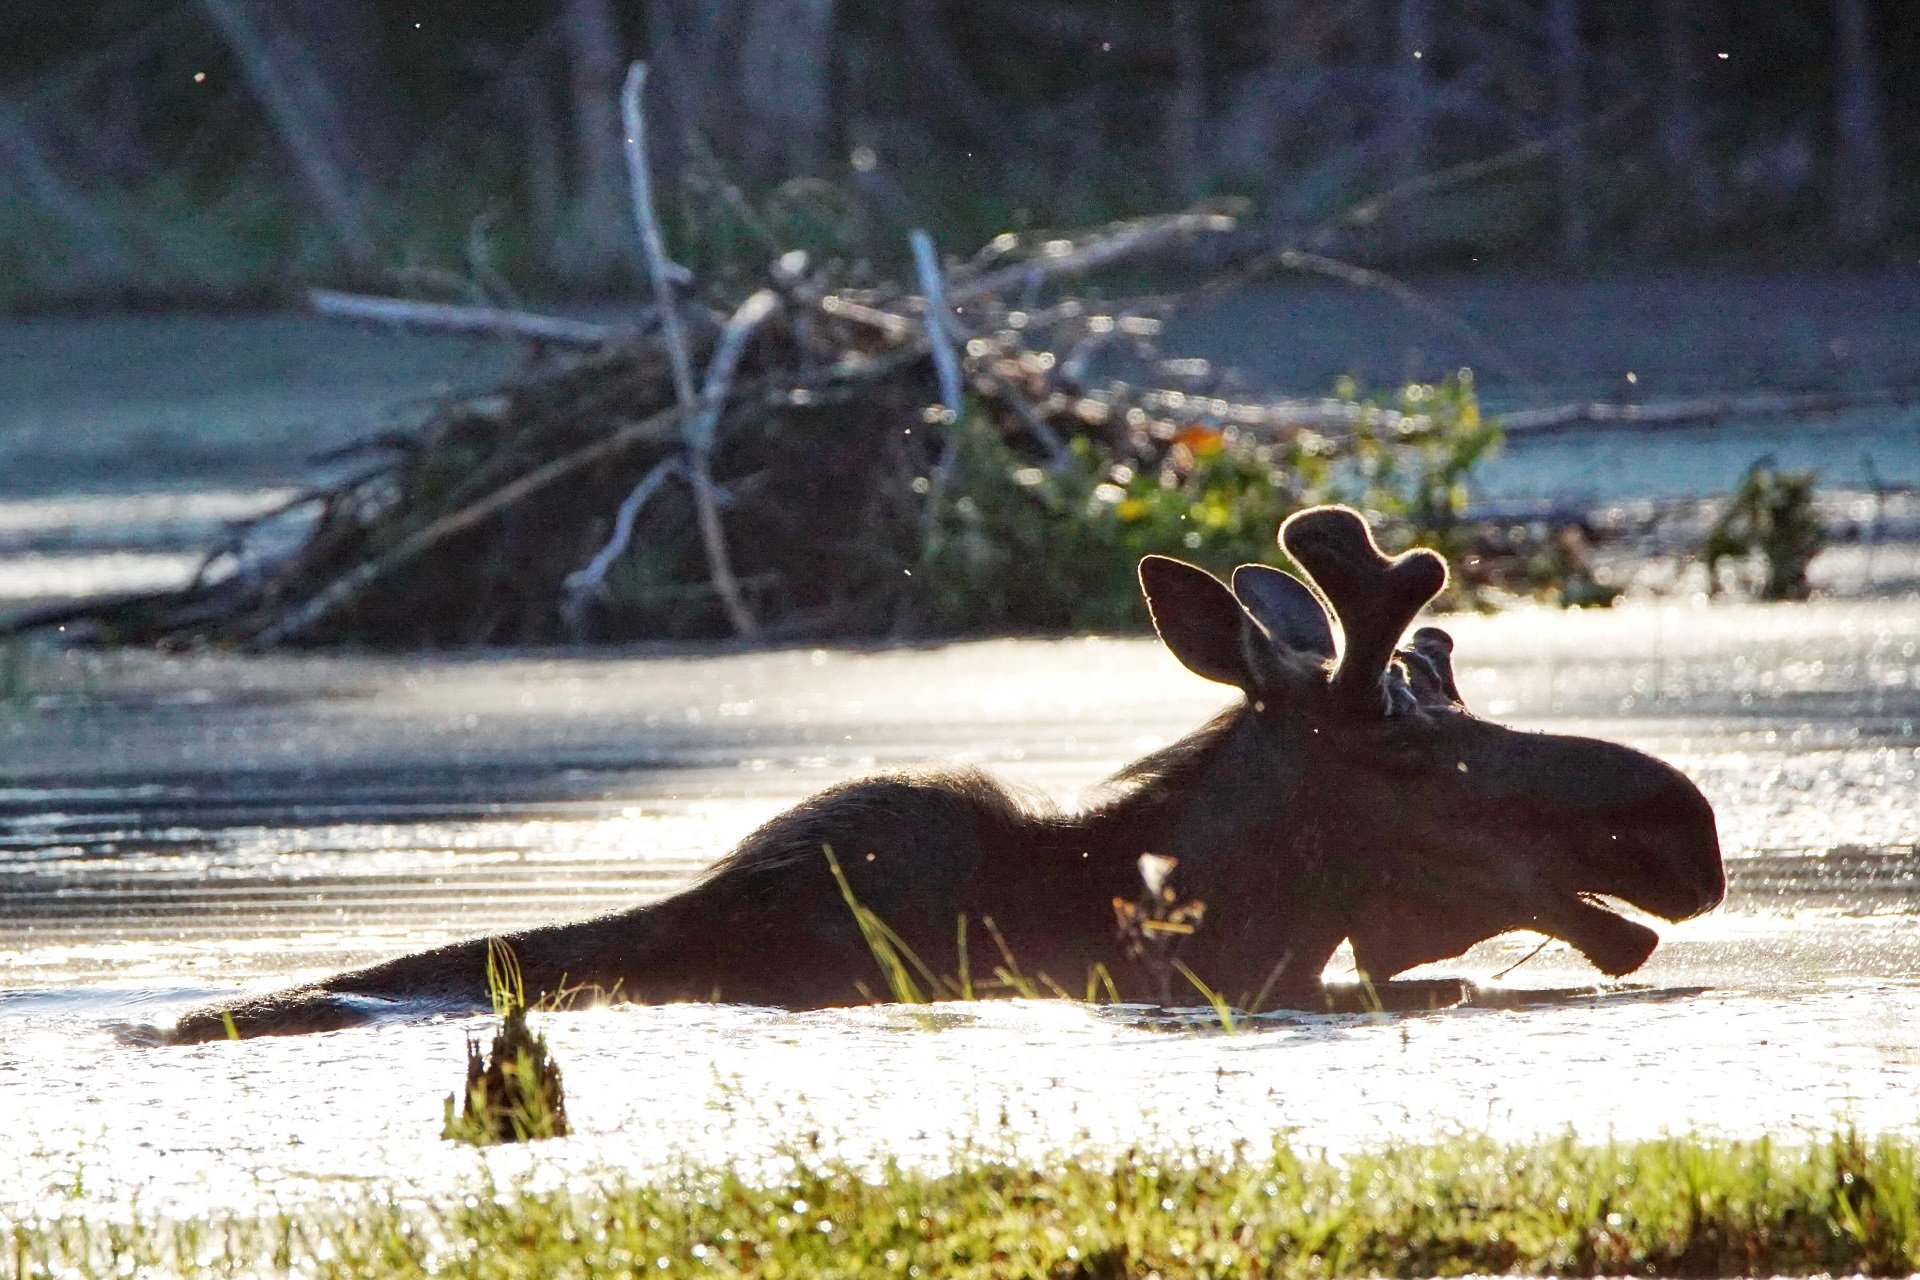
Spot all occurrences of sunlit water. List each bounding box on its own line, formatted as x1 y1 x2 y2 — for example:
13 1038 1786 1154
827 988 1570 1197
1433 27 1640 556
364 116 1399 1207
0 601 1916 1217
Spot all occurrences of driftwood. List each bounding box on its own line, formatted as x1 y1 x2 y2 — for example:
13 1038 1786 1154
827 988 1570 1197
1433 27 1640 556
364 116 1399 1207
307 289 622 348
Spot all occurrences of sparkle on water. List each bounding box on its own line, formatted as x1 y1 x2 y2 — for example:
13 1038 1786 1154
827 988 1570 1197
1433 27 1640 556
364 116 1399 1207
1 598 1916 1216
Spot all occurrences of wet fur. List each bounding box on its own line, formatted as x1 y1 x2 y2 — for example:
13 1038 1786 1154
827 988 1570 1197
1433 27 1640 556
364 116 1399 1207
169 710 1319 1040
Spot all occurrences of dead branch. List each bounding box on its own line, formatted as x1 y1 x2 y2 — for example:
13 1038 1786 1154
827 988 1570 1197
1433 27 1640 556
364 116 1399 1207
684 290 781 638
910 230 966 421
243 404 685 650
620 61 696 409
308 289 622 348
952 211 1238 304
560 455 683 637
1275 249 1533 388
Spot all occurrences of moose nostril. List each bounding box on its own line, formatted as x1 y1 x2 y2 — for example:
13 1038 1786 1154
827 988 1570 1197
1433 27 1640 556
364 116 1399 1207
1693 851 1728 914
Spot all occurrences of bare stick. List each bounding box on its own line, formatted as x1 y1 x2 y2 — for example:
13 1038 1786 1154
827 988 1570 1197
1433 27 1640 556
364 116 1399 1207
559 455 683 636
952 211 1236 305
242 405 684 650
308 289 619 348
620 62 696 410
1311 98 1638 252
909 230 965 421
911 230 968 556
1275 249 1532 388
688 289 780 452
683 290 780 638
992 381 1074 469
818 293 918 341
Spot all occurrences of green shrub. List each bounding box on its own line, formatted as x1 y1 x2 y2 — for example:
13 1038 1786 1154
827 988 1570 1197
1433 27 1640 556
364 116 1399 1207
920 371 1497 631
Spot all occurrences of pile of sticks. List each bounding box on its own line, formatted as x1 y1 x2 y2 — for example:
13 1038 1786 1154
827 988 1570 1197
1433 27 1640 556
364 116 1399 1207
18 67 1449 650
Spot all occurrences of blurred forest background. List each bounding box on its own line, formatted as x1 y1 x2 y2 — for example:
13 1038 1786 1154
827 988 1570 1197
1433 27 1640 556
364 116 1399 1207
2 0 1912 309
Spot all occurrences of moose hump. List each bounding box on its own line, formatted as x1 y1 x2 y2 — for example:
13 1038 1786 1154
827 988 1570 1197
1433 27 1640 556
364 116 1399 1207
166 505 1725 1042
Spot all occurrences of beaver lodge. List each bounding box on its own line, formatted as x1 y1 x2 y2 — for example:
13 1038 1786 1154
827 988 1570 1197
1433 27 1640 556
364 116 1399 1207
16 205 1489 650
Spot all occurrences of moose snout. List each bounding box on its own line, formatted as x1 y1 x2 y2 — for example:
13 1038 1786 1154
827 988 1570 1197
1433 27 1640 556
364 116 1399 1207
1600 763 1725 921
1466 726 1727 923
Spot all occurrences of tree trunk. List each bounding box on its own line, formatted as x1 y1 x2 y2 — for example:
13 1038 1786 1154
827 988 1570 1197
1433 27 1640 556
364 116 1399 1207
196 0 377 266
1656 0 1715 226
1548 0 1591 264
645 0 834 186
1164 0 1205 200
560 0 634 279
1831 0 1890 252
1393 0 1431 181
288 0 397 179
736 0 836 178
508 52 567 259
0 90 132 279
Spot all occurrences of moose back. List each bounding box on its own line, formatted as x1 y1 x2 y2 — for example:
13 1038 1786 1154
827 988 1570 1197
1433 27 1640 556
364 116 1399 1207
169 505 1724 1041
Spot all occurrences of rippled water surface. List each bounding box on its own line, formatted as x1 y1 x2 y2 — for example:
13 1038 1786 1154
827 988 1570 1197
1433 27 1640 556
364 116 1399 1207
1 599 1916 1215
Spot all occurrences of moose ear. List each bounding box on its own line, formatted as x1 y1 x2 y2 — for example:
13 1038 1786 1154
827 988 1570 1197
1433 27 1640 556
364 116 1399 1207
1231 565 1335 659
1139 555 1258 688
1405 625 1465 706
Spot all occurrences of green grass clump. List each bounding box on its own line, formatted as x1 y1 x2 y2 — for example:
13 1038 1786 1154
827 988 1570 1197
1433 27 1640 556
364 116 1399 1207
1703 458 1829 601
10 1129 1920 1277
441 941 571 1145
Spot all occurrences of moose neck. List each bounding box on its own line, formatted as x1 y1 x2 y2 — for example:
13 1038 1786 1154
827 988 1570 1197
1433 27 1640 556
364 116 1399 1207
1077 705 1324 891
1061 701 1351 996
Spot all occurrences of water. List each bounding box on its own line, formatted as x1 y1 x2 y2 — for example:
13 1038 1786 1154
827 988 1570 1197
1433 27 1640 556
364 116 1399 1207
1 603 1915 1216
2 285 1917 1218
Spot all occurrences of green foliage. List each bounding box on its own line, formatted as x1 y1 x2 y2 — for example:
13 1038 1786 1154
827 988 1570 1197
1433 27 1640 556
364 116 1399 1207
1703 458 1828 601
441 941 571 1146
13 1129 1920 1276
920 372 1497 631
822 844 947 1005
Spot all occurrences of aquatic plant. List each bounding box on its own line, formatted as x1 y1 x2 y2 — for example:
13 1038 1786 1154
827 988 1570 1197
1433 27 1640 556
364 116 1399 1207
1702 458 1828 600
441 941 570 1145
921 372 1498 631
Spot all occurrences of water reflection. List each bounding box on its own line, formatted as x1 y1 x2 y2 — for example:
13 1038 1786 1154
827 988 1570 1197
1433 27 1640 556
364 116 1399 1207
0 604 1915 1215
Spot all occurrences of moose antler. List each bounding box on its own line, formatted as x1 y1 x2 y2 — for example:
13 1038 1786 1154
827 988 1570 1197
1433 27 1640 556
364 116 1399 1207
1280 506 1447 711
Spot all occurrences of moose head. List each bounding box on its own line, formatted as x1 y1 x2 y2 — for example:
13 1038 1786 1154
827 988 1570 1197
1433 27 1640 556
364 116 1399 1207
1138 504 1725 987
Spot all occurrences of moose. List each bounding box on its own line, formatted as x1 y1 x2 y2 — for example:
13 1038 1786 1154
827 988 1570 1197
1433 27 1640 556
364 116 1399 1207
167 505 1724 1042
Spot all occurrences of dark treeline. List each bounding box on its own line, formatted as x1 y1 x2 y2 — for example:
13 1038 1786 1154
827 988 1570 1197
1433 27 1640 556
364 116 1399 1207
0 0 1910 307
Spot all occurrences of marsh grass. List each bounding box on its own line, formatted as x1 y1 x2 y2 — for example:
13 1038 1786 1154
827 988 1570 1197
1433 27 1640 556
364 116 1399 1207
440 941 570 1145
11 1130 1920 1277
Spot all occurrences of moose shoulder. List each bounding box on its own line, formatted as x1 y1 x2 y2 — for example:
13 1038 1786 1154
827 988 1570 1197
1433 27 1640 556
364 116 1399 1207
167 506 1724 1042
